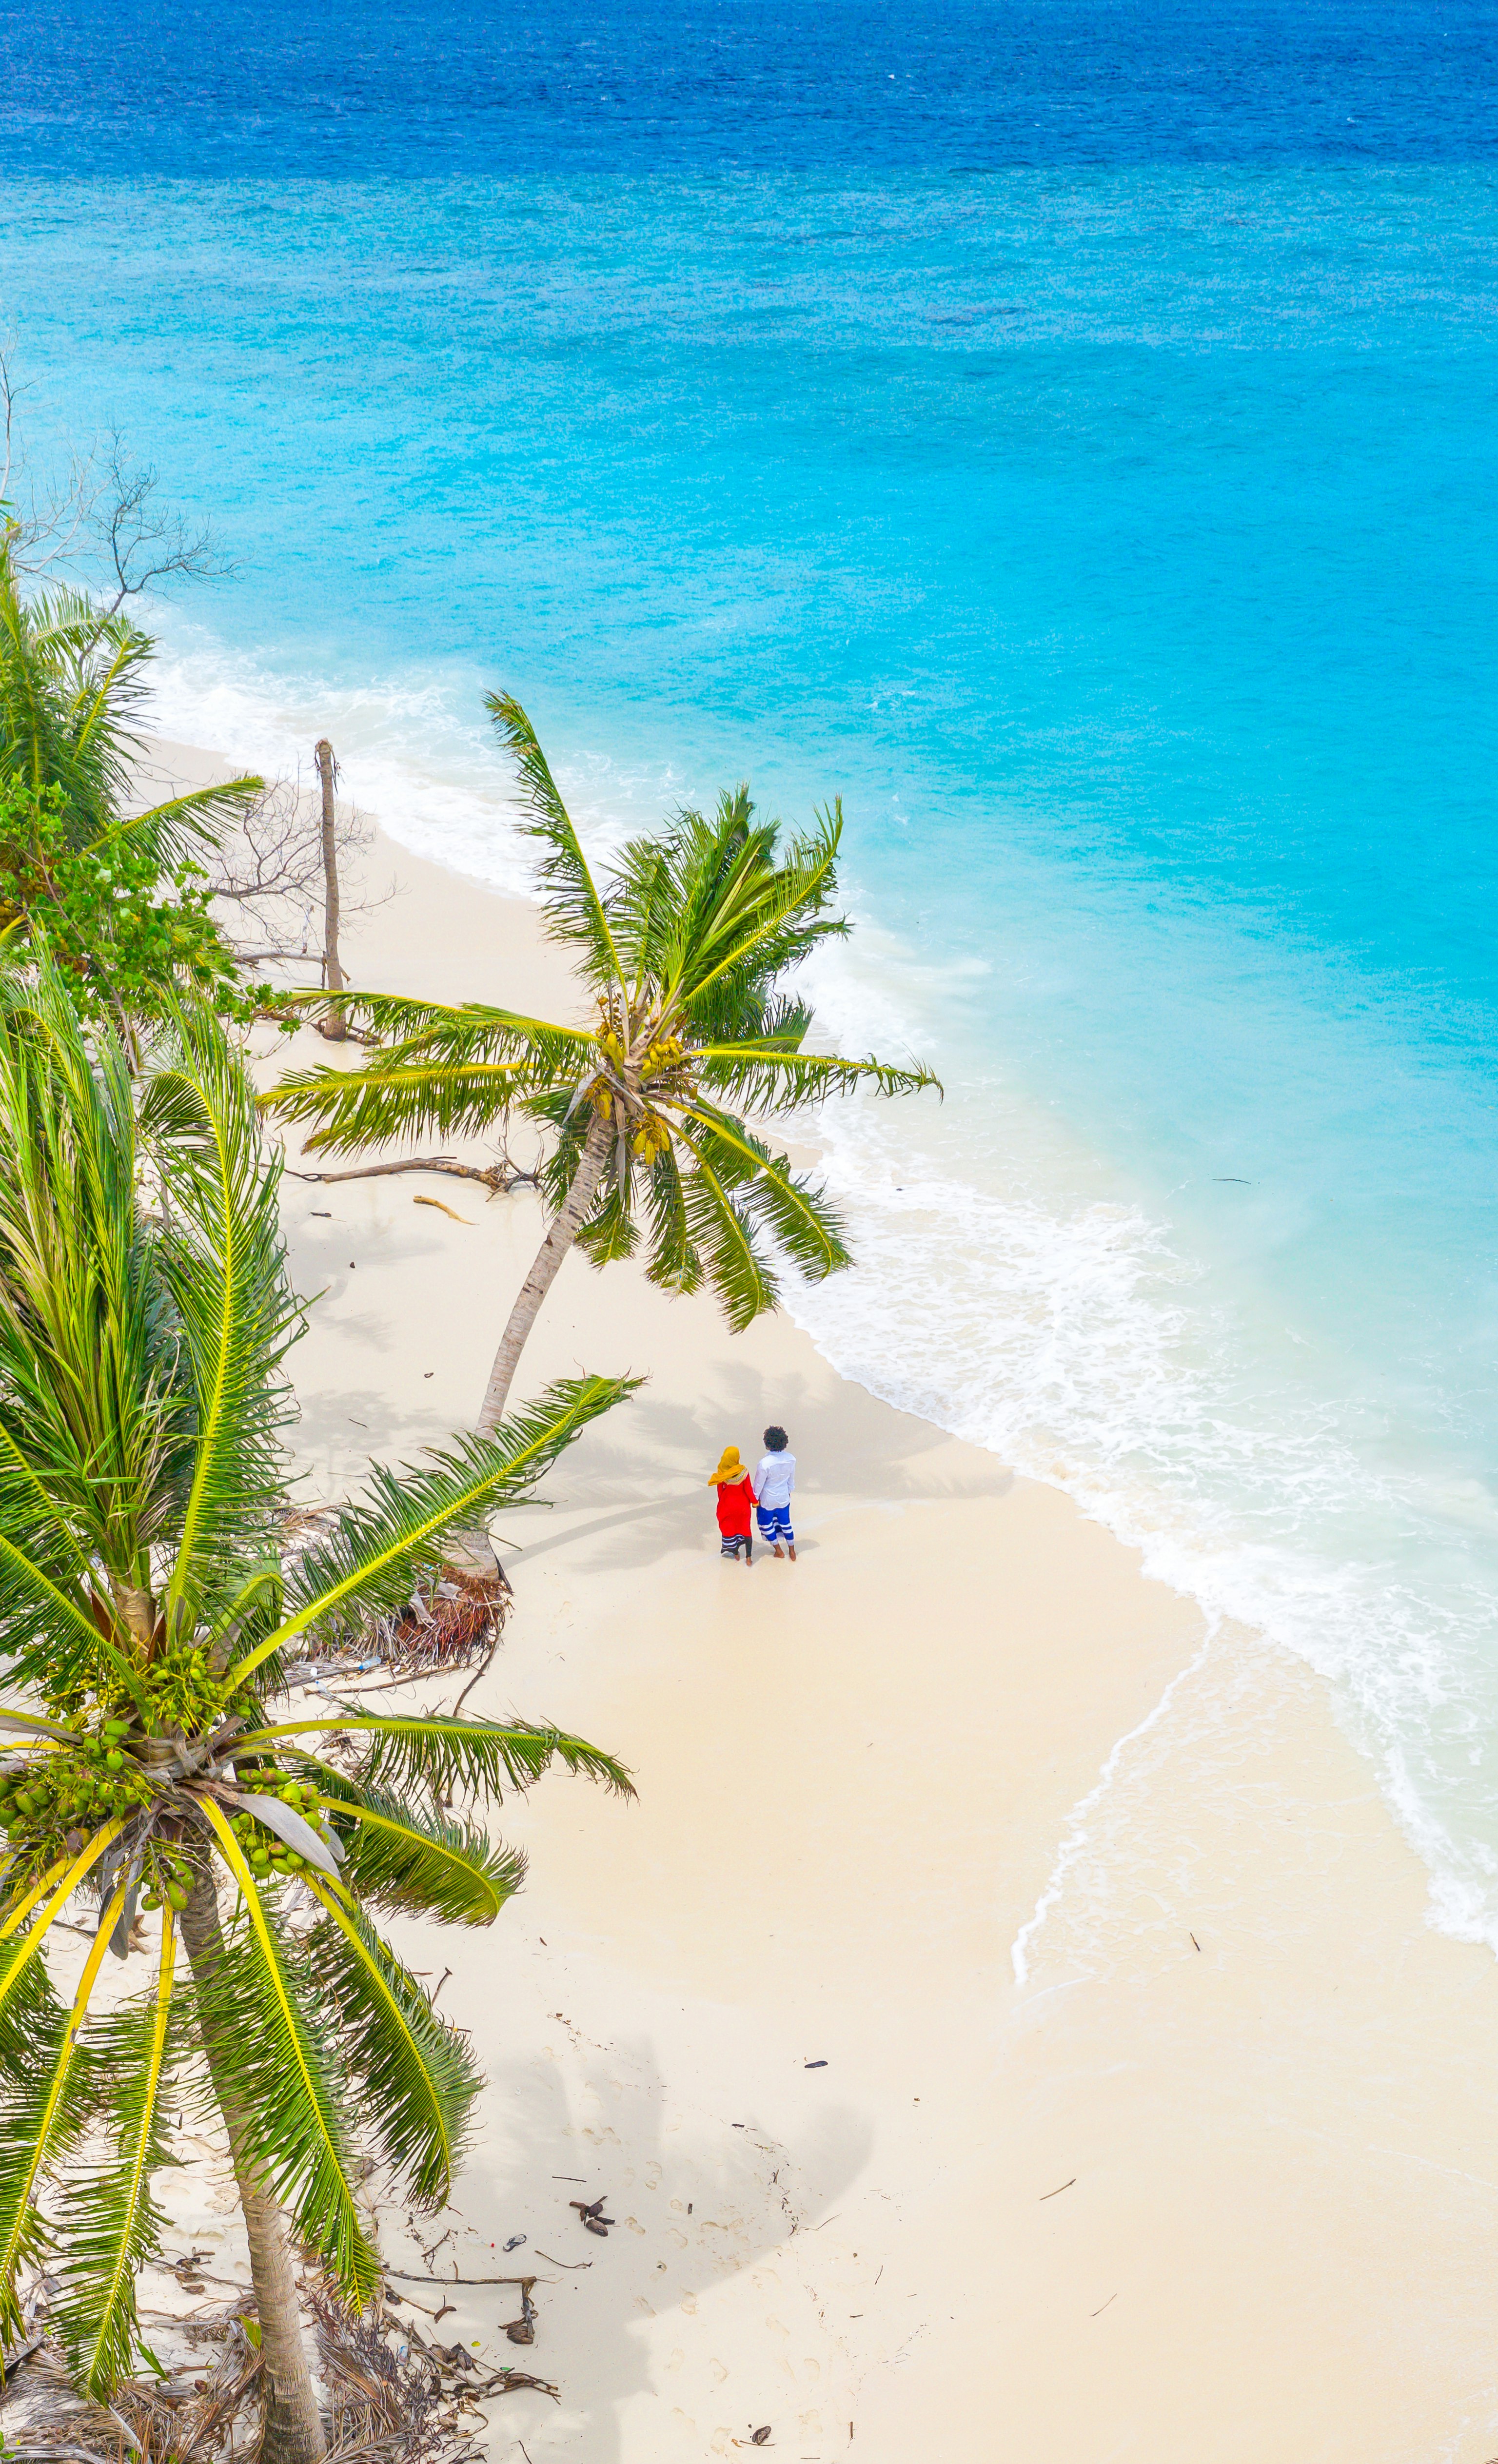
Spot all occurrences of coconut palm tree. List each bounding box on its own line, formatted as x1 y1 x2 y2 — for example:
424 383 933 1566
0 963 632 2463
0 539 261 872
268 694 939 1436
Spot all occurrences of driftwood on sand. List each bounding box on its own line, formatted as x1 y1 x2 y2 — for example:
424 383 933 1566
288 1154 539 1197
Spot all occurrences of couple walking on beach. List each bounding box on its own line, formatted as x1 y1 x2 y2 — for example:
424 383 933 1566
710 1427 796 1565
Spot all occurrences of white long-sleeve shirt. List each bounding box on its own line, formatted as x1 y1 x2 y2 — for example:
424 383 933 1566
755 1450 796 1510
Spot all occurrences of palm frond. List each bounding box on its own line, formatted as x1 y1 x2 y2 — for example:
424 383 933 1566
231 1375 636 1686
83 776 264 872
696 1043 942 1112
238 1716 633 1809
0 1879 126 2330
271 990 593 1067
0 1706 77 1746
139 1004 301 1639
485 693 625 995
0 1824 128 1996
306 1770 524 1925
55 1909 180 2394
266 1054 537 1154
675 1125 780 1330
303 1886 482 2208
0 963 176 1651
265 993 593 1158
574 1176 641 1269
641 1145 703 1298
671 803 850 1020
681 1105 852 1283
0 565 150 839
196 1802 377 2306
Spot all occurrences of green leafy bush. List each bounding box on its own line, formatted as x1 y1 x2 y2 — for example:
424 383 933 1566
0 778 267 1025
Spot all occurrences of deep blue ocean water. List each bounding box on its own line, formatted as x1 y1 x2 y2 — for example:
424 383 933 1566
5 0 1498 1941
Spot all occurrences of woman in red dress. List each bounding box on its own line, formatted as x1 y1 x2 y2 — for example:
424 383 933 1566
709 1446 757 1565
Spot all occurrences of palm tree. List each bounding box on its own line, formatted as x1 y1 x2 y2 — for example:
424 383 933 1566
269 695 939 1436
0 538 262 875
0 963 632 2463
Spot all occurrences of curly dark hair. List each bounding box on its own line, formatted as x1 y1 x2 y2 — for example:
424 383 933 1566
763 1425 788 1450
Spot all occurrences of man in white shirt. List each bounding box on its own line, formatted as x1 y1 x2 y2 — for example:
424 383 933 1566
754 1425 797 1562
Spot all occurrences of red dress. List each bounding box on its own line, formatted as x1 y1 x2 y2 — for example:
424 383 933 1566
715 1471 756 1537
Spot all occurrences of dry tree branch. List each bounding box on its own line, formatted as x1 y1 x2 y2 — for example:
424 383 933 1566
0 341 231 608
209 770 393 966
286 1154 538 1195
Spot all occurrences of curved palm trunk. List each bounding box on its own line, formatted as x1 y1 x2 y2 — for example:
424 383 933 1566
180 1864 326 2464
476 1108 612 1436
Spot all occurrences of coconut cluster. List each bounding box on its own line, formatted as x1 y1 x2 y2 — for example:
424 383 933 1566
0 1720 153 1856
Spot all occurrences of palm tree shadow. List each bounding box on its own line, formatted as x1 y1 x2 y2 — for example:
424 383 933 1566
462 2030 872 2462
498 1366 1012 1578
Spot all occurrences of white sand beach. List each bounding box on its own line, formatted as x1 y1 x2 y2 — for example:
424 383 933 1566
157 740 1498 2460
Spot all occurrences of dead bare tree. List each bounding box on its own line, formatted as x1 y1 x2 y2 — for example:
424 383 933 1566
315 736 349 1039
0 339 230 609
210 767 389 973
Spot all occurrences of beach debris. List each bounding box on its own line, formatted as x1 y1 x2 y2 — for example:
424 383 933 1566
291 1150 539 1198
1040 2178 1076 2200
275 1516 511 1678
1090 2292 1118 2317
502 2279 539 2344
504 2232 527 2251
751 2429 773 2445
414 1193 472 1223
534 2250 591 2269
570 2196 615 2236
804 2059 828 2069
387 2268 538 2287
1190 1932 1202 1951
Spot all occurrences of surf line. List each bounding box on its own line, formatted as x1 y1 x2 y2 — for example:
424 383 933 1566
1008 1616 1222 1991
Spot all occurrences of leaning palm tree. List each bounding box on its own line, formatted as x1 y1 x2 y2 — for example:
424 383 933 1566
269 694 939 1436
0 538 261 874
0 962 631 2464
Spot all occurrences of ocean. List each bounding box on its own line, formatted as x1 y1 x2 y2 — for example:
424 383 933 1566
5 0 1498 1940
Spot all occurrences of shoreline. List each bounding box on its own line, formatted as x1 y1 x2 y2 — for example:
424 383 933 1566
163 734 1498 2457
142 689 1498 1973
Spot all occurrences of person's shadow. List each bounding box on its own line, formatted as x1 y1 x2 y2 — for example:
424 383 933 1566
495 1363 1013 1582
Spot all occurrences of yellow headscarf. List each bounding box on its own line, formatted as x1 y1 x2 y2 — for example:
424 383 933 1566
709 1446 745 1485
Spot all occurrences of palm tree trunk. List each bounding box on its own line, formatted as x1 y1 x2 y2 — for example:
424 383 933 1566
476 1109 612 1436
314 738 346 1045
179 1863 326 2464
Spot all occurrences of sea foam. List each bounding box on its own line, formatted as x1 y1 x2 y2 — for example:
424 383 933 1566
148 626 1498 1964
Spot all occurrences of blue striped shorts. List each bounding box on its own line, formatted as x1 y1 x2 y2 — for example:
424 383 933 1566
756 1502 794 1545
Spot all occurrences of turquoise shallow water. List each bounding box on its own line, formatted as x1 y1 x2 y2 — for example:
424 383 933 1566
5 86 1498 1935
